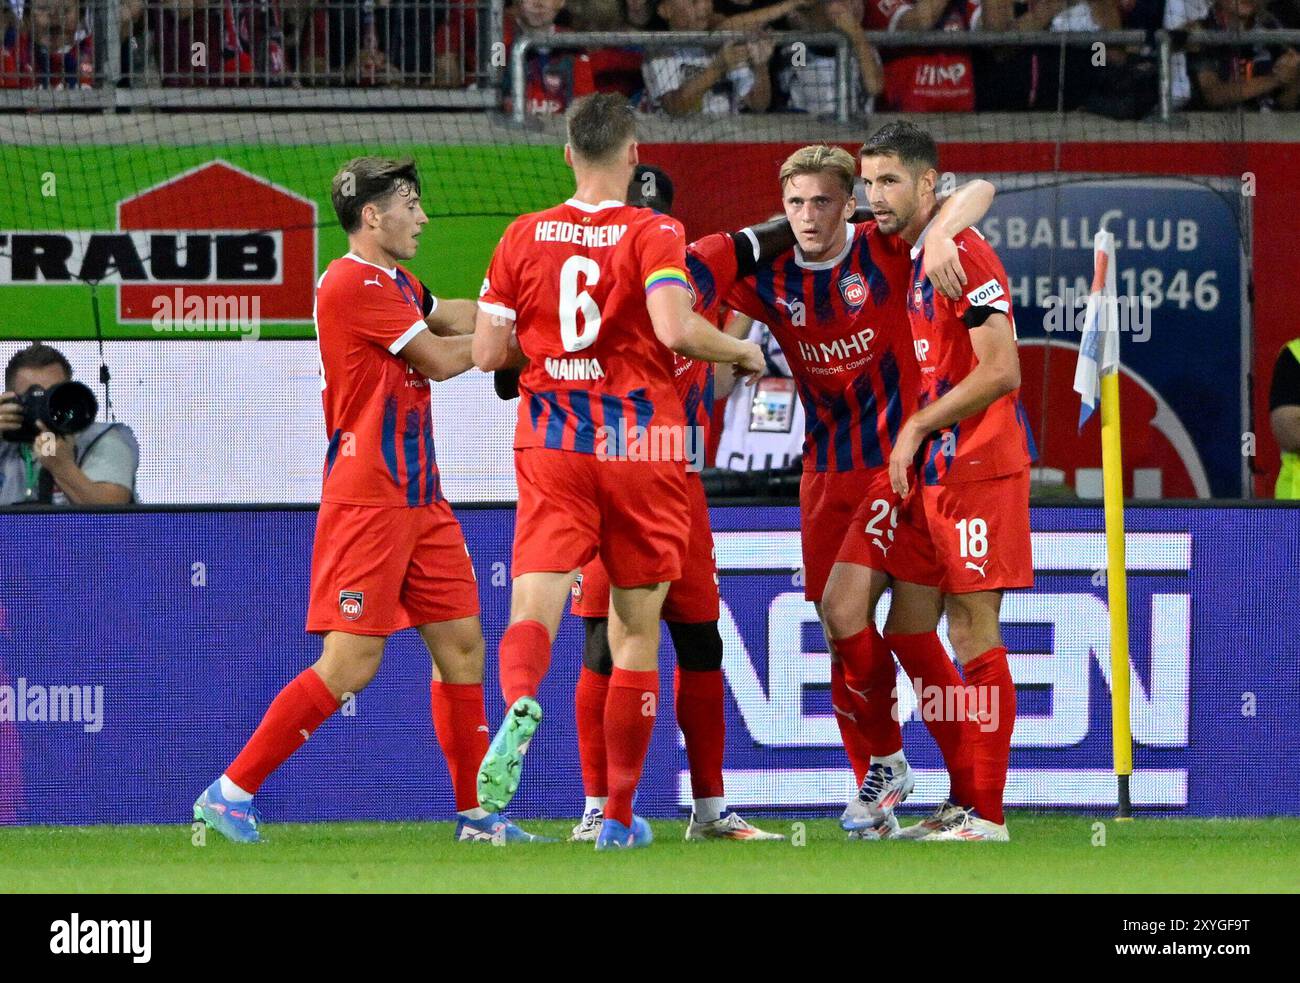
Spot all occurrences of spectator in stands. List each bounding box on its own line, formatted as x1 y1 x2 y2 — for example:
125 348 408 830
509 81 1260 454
1189 0 1300 109
976 0 1069 111
149 0 286 87
0 345 139 506
502 0 595 114
862 0 979 112
775 0 883 116
642 0 806 114
2 0 94 89
1270 337 1300 498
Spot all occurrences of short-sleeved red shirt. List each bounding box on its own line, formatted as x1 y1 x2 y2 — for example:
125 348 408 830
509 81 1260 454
479 199 692 455
314 253 442 507
906 226 1035 484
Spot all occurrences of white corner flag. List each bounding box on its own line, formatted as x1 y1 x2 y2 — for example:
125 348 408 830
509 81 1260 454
1073 231 1120 431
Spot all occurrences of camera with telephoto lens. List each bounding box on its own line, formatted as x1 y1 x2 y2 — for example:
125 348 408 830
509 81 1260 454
1 381 98 444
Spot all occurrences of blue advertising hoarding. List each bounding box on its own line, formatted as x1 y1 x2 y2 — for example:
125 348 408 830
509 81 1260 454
983 177 1248 498
0 504 1296 825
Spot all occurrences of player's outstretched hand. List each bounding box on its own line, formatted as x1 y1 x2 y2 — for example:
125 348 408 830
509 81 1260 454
923 232 966 301
889 420 924 496
734 341 766 384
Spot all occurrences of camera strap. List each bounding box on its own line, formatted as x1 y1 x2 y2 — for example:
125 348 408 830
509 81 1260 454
90 285 114 422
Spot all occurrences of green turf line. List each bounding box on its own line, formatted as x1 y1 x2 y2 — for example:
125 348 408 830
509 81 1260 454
1 816 1297 893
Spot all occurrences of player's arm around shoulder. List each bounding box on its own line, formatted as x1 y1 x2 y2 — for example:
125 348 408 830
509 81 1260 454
925 179 997 299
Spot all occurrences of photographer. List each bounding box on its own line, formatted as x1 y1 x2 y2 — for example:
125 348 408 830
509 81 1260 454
0 344 138 506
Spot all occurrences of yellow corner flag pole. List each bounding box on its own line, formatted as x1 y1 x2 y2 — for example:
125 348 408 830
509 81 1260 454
1095 231 1134 819
1100 369 1134 819
1076 231 1134 819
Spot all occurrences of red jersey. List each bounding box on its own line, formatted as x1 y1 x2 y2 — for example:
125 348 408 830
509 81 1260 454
863 0 977 112
906 226 1035 485
690 222 917 473
314 253 442 507
479 199 691 455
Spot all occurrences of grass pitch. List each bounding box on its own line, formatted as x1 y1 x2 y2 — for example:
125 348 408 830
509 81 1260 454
2 814 1297 893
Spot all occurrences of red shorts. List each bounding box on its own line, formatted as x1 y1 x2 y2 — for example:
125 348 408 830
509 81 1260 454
571 473 718 623
835 476 944 588
922 467 1033 594
513 447 689 588
307 500 480 636
800 467 897 602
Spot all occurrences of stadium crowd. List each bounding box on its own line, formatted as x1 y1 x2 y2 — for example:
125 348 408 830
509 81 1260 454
3 0 1300 114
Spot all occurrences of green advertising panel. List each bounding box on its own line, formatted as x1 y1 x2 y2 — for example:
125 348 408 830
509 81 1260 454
0 143 572 340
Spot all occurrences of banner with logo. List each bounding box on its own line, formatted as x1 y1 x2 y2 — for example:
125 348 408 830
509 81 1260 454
985 177 1249 498
2 504 1295 826
0 147 570 340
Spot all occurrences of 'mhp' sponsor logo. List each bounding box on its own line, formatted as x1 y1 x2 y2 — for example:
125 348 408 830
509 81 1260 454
0 160 316 323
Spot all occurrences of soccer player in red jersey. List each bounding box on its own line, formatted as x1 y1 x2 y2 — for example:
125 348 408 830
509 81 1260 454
862 121 1035 841
685 146 996 837
473 94 764 850
193 157 544 845
564 166 782 843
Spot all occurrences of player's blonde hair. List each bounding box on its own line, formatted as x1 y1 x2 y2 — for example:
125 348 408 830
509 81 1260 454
778 144 856 197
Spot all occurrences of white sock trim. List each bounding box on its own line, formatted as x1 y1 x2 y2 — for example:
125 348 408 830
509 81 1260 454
694 797 726 823
218 774 253 803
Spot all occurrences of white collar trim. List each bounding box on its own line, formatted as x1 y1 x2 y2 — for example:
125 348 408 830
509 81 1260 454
344 251 397 278
565 198 625 213
795 223 854 270
909 217 938 260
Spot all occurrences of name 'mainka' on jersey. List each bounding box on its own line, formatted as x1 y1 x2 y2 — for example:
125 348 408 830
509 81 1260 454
313 253 444 507
479 199 692 456
907 224 1036 485
687 221 918 473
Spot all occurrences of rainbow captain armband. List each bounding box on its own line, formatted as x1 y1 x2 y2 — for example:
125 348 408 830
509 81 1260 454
644 267 693 298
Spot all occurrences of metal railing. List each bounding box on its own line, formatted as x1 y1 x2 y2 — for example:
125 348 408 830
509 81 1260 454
3 5 1300 121
510 29 855 124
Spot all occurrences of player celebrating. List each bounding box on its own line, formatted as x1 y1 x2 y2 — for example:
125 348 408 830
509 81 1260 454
194 157 544 845
566 165 782 843
473 94 765 851
861 121 1033 841
685 146 995 837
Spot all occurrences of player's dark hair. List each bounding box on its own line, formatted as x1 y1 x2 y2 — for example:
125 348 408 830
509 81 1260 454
628 164 674 214
5 342 72 391
859 121 939 173
331 156 421 234
566 93 637 165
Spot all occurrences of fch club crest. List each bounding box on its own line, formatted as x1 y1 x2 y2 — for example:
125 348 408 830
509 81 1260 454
838 272 867 307
339 590 364 621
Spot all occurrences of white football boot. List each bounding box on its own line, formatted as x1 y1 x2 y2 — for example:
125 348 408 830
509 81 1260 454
922 807 1010 842
685 812 785 841
895 799 965 840
840 761 915 835
570 808 603 842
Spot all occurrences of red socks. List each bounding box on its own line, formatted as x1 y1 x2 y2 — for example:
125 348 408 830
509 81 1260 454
226 668 339 794
574 667 610 798
498 619 552 707
603 668 659 827
962 646 1016 825
429 681 490 813
886 631 977 808
833 625 902 756
674 667 725 800
829 660 872 786
575 666 725 804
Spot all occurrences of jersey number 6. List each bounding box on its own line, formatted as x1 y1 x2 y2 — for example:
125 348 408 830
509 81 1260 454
559 255 602 352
